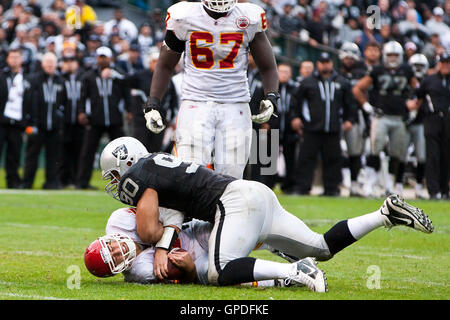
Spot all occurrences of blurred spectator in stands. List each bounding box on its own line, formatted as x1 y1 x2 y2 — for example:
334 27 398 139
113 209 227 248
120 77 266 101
278 3 303 37
48 0 66 17
104 7 138 42
108 31 122 56
2 0 25 21
147 7 165 43
23 52 66 189
398 9 429 49
18 5 39 30
10 24 35 73
379 23 395 44
378 0 394 26
26 0 41 18
82 34 101 70
305 8 327 46
357 16 383 53
423 32 443 66
444 1 450 25
337 16 363 45
425 7 450 39
295 60 314 84
0 48 32 189
405 0 423 23
117 43 144 75
392 1 409 22
137 22 155 56
0 28 8 70
60 52 84 189
65 0 97 30
404 41 417 60
92 21 108 44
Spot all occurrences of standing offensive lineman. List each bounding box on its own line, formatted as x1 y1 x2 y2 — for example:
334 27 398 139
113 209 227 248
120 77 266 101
353 41 418 197
143 0 279 179
99 137 433 291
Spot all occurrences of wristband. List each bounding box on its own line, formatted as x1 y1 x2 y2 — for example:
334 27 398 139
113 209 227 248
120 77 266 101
143 97 161 113
155 225 179 251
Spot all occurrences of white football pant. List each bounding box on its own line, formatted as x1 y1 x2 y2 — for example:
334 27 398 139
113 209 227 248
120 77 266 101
207 180 331 284
174 100 252 179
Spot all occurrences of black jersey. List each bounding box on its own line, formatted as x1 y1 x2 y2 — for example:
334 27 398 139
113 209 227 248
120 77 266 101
369 64 414 116
117 153 236 222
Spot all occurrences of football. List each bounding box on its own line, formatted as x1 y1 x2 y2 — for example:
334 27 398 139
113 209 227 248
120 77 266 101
166 248 187 280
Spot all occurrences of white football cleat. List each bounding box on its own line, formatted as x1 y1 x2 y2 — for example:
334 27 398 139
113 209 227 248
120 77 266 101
284 257 328 292
380 194 434 233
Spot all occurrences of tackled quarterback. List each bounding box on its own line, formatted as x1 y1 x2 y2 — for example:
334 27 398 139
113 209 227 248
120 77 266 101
91 136 434 292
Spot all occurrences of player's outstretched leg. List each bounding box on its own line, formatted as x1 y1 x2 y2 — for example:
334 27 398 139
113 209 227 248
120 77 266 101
380 194 434 233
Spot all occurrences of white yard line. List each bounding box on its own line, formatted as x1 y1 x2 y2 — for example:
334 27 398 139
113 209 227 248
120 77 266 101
0 189 103 196
0 292 73 300
1 222 98 233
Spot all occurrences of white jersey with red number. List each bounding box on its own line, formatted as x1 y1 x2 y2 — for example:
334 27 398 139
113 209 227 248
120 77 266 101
166 1 267 103
105 207 212 284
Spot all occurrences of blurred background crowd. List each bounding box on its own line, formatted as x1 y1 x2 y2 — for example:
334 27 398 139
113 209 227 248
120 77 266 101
0 0 449 200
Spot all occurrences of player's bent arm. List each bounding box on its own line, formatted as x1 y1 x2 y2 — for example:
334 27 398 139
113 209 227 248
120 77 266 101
149 39 183 101
352 75 372 104
249 32 279 95
136 188 164 244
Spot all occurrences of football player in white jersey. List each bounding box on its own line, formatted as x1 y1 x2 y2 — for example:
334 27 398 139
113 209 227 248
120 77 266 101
142 0 280 179
84 207 293 287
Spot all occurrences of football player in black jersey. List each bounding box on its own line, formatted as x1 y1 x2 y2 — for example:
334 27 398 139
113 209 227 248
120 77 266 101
99 137 433 291
353 41 418 197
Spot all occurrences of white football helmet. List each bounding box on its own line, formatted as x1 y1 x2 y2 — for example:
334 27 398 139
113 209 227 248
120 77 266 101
202 0 238 13
100 137 148 200
383 41 404 69
339 42 361 61
409 53 429 79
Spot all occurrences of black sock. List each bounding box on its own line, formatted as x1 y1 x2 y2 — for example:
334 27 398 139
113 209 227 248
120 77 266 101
217 257 256 286
323 220 357 257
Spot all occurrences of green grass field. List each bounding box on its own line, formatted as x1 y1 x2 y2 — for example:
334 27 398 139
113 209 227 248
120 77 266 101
0 169 449 300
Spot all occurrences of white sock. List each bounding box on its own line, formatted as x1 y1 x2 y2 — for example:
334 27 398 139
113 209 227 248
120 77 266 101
347 210 385 240
252 259 293 281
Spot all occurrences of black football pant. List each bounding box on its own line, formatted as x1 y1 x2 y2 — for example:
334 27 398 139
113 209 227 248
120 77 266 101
296 132 342 194
0 123 23 188
23 128 64 189
132 117 164 153
61 124 85 187
424 113 450 197
76 124 124 188
281 139 300 191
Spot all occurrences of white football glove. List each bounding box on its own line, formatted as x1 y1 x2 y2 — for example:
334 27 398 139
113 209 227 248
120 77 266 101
251 93 279 124
362 102 374 115
144 109 166 134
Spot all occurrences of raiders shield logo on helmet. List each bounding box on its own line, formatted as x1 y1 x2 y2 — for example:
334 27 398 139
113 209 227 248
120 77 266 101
112 145 128 160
